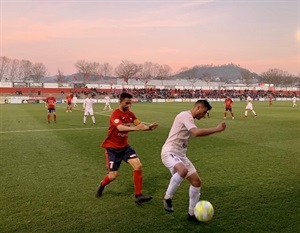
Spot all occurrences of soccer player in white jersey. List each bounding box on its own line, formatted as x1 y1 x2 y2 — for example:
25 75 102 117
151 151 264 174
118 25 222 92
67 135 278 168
83 94 96 125
72 95 78 107
103 95 112 110
292 95 297 107
161 100 226 221
244 95 257 118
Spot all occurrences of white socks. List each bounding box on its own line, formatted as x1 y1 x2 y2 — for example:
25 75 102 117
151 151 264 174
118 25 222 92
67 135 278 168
83 116 95 124
164 173 184 200
188 185 201 215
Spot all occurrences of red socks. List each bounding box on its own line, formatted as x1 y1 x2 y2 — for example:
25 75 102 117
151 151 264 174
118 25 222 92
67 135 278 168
47 114 56 122
99 170 143 195
100 174 111 187
133 170 143 196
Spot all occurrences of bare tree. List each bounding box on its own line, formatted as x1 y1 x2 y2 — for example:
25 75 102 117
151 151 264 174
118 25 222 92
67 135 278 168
9 59 20 82
202 72 212 86
156 64 171 85
296 72 300 87
31 62 48 82
0 56 11 81
98 62 113 80
280 71 294 88
19 60 33 82
138 61 155 86
240 69 252 87
74 60 100 84
152 63 161 80
115 60 142 84
56 69 65 85
260 68 285 87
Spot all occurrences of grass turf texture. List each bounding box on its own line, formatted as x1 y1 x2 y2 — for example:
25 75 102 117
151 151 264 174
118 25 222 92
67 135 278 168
0 101 299 233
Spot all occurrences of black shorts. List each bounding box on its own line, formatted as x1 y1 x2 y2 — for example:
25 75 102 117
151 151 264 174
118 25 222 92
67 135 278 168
104 146 138 171
48 108 55 113
225 108 232 112
67 102 72 106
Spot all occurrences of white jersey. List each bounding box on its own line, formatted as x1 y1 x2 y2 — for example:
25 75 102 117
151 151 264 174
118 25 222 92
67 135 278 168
83 98 94 114
161 111 197 156
246 96 253 110
247 96 253 103
104 96 110 103
72 96 77 103
292 97 297 102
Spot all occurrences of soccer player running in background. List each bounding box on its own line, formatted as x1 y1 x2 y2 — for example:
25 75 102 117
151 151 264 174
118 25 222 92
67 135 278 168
292 95 297 107
224 95 234 119
96 92 158 204
45 94 57 123
72 94 78 107
204 97 210 118
83 94 96 125
161 100 226 221
103 95 112 110
269 94 273 106
66 94 73 112
244 95 257 118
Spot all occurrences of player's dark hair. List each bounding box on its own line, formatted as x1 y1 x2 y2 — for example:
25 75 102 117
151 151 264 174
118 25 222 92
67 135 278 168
120 92 133 100
195 99 212 110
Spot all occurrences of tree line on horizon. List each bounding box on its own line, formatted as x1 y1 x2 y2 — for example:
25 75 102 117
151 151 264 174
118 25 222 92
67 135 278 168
0 56 299 87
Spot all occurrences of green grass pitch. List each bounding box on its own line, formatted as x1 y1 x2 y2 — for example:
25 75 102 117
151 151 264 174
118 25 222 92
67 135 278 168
0 101 299 233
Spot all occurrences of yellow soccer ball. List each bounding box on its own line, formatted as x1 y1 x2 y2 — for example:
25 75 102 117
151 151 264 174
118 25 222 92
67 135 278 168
194 200 214 222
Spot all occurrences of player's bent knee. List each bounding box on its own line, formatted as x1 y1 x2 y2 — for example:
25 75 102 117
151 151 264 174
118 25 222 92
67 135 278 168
133 163 142 170
187 174 202 187
108 171 118 180
192 178 201 187
178 168 188 178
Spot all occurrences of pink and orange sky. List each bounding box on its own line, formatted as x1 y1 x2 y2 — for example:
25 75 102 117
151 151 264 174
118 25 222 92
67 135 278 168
1 0 299 76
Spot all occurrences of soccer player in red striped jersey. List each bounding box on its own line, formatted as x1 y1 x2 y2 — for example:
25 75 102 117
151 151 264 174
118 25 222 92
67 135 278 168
269 94 273 106
45 94 57 123
224 96 234 119
66 94 73 112
96 92 158 204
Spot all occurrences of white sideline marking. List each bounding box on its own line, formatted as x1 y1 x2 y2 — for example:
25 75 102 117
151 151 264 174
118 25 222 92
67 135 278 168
58 106 152 124
1 107 153 134
0 127 107 134
57 105 112 117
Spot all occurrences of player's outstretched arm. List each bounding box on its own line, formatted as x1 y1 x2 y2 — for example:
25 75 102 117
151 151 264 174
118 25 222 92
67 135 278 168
147 122 158 130
190 122 226 137
116 122 158 132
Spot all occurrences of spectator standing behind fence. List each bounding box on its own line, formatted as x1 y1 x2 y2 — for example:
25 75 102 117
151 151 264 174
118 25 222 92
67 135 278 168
224 96 234 120
244 95 257 118
83 94 96 125
45 94 56 123
104 95 112 110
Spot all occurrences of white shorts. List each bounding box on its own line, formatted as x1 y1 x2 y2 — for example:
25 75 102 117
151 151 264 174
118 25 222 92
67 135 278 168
161 151 196 178
245 103 253 110
84 110 94 115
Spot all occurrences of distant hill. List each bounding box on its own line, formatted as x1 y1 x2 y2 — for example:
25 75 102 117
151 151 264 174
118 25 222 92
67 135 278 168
173 64 260 82
41 64 260 83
